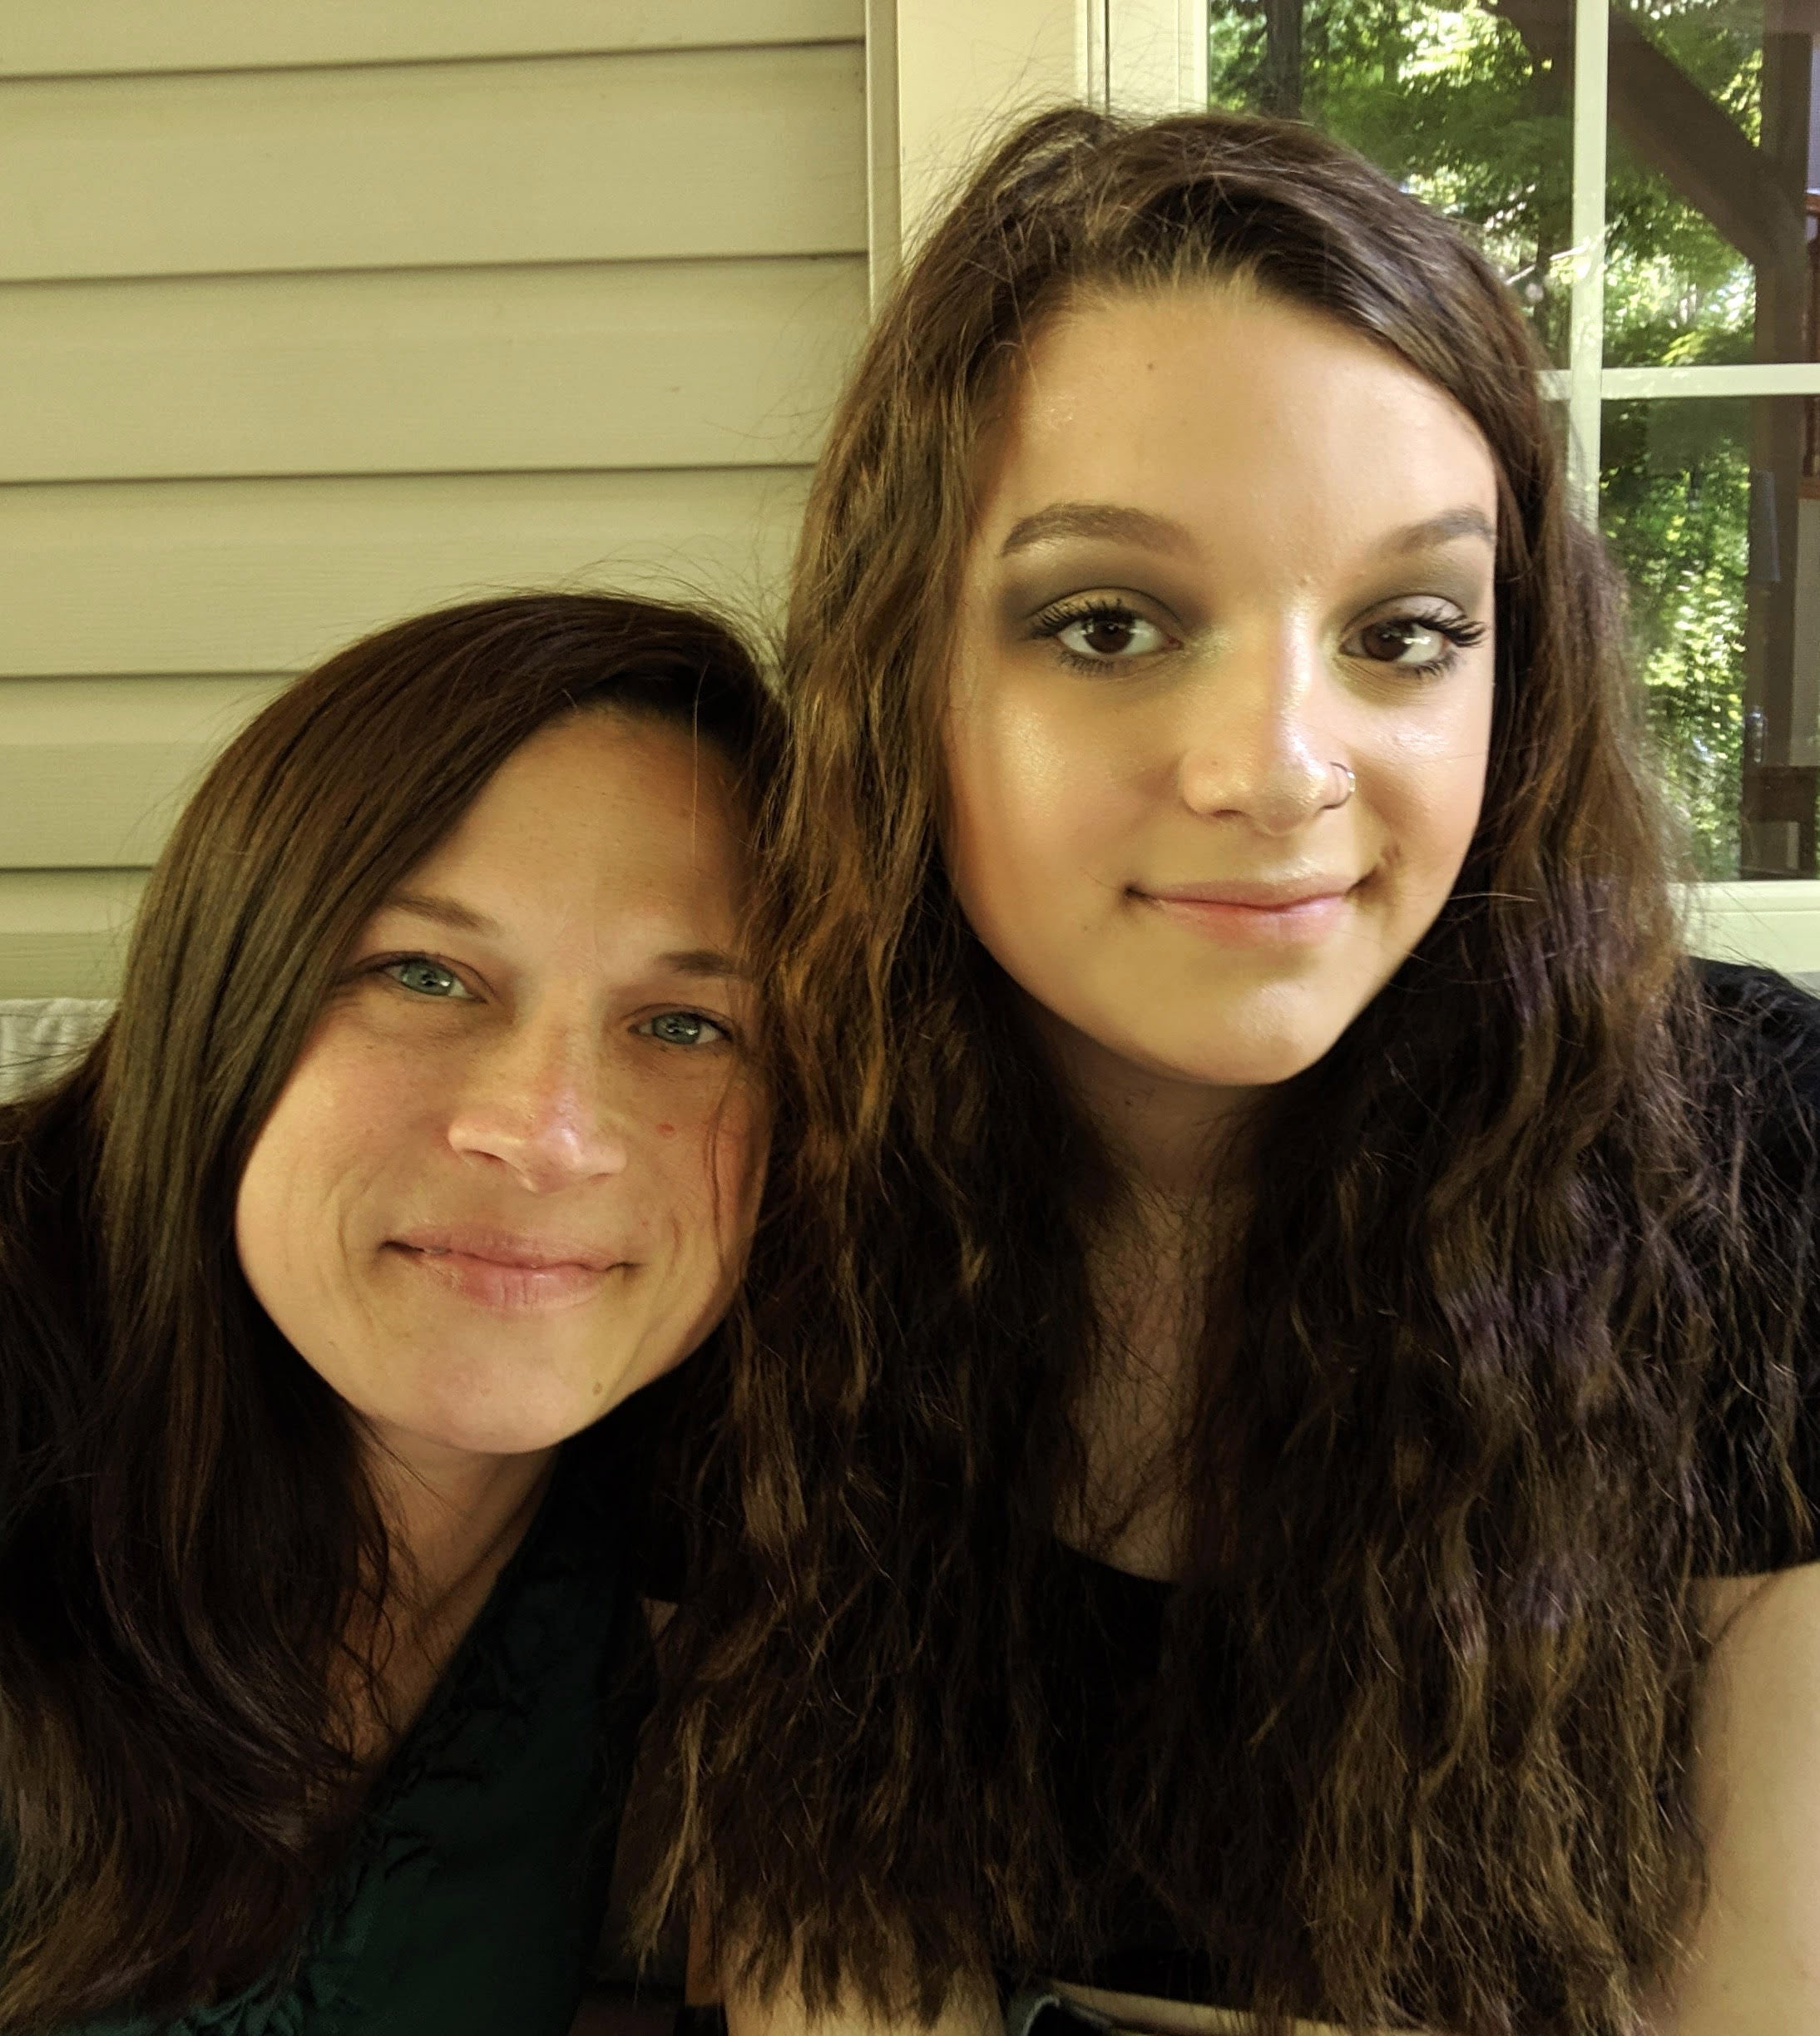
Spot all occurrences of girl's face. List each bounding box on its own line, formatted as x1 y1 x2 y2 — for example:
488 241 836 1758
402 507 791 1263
944 284 1499 1124
235 709 764 1472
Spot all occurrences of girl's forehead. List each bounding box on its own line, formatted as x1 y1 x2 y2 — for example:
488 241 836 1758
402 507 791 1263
968 292 1498 576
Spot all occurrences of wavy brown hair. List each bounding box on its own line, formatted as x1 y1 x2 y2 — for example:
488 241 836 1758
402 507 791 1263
0 592 775 2030
650 106 1818 2035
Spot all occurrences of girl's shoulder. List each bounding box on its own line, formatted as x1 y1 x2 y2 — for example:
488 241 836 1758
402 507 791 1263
1692 956 1820 1103
1687 960 1820 1575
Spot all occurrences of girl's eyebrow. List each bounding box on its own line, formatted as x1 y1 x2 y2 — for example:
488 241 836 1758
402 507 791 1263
999 502 1194 558
1376 507 1496 555
997 502 1495 563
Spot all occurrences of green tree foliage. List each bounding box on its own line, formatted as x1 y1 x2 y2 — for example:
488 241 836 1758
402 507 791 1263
1600 400 1749 877
1209 0 1763 872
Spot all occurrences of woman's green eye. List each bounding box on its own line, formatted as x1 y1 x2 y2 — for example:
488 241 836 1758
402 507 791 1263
386 958 468 1000
645 1011 727 1048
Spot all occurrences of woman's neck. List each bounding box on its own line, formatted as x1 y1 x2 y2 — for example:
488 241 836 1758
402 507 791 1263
372 1438 558 1625
343 1435 559 1763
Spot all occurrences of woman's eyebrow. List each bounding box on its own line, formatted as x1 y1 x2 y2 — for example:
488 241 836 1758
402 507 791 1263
998 502 1195 558
382 888 501 936
659 947 752 981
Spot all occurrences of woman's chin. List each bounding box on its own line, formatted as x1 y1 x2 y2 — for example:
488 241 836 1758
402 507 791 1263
372 1373 616 1465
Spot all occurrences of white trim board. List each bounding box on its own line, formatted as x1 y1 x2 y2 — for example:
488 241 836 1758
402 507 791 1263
877 0 1209 263
1682 882 1820 976
1538 365 1820 403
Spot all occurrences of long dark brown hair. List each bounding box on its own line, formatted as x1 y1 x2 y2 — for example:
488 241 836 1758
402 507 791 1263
0 592 774 2029
650 107 1818 2035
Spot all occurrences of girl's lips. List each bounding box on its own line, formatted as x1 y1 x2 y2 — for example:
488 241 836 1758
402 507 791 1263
1135 887 1353 944
383 1241 619 1312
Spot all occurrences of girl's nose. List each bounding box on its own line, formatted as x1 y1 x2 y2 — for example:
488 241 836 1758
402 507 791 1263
1174 630 1348 836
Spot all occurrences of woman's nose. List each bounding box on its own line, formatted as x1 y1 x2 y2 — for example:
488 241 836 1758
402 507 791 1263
1174 629 1347 837
444 1018 631 1193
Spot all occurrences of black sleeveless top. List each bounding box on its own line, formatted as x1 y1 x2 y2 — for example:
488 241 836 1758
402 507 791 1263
1033 959 1820 2010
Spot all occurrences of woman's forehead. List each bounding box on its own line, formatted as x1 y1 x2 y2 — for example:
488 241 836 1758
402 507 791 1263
392 714 749 943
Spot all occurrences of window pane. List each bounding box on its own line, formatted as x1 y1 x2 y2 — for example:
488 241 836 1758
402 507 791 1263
1602 0 1817 368
1208 0 1573 362
1601 394 1817 877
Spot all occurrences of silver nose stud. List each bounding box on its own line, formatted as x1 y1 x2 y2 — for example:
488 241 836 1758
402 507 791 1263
1323 763 1356 809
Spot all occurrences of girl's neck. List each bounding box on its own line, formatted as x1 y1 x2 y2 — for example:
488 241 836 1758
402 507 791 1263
1025 997 1255 1208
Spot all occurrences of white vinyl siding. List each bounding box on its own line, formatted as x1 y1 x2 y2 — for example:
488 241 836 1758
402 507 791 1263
0 5 867 997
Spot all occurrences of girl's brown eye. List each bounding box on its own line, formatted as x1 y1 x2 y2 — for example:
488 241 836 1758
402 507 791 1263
1358 618 1443 664
1076 614 1142 656
1039 601 1175 664
1343 610 1486 674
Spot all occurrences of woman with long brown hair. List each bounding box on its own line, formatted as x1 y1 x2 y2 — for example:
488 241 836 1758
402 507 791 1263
0 593 775 2033
650 106 1820 2036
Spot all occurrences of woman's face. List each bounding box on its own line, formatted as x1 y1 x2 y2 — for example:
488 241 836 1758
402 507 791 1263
235 709 764 1468
944 284 1499 1125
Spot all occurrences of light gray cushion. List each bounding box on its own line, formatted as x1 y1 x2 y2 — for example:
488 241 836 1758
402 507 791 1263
0 999 112 1105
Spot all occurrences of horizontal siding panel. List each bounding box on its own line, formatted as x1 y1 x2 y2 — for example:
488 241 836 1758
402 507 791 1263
0 1 864 77
0 677 288 867
0 872 146 1000
0 46 866 282
0 467 809 677
0 256 867 482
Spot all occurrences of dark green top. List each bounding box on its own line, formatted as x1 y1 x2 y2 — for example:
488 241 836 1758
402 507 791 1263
75 1411 651 2036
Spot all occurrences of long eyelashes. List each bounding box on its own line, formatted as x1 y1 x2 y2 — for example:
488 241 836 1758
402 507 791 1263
1031 595 1146 636
1029 597 1173 673
1402 610 1488 651
1363 609 1488 678
1029 595 1489 679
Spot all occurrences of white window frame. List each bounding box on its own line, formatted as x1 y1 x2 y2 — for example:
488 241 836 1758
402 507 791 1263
868 0 1208 299
1547 0 1820 968
871 0 1820 971
1546 0 1820 501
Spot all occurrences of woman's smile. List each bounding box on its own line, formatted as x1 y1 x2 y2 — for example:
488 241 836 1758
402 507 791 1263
382 1228 628 1313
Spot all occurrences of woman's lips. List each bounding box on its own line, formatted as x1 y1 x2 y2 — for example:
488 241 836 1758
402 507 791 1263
383 1228 621 1312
